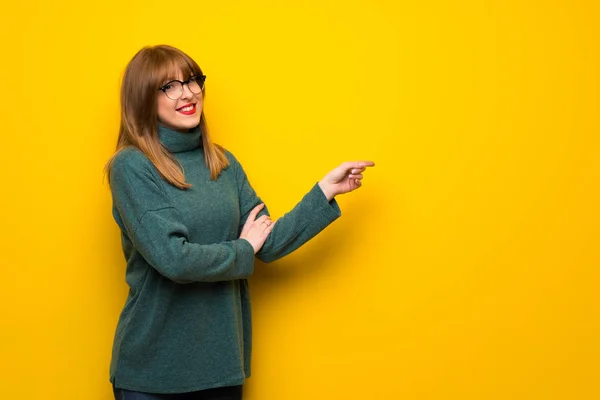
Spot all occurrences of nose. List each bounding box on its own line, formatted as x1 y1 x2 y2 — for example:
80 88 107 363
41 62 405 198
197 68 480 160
180 83 194 100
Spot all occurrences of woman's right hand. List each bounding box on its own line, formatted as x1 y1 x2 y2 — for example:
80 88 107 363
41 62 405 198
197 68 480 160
239 204 275 254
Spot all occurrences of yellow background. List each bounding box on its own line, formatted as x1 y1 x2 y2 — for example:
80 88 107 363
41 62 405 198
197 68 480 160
1 0 598 399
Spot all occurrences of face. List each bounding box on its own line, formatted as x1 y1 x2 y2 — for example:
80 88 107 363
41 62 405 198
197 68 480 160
157 73 203 132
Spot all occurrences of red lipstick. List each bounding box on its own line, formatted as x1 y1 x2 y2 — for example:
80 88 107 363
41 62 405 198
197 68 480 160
176 103 197 115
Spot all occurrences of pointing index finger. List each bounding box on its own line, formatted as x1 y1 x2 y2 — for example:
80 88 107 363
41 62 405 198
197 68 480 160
357 161 375 168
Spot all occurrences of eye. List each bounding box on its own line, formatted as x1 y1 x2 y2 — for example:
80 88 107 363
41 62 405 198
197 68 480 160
163 84 174 91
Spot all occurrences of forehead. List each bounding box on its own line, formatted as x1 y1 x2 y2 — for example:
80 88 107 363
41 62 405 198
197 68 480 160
162 69 193 83
160 58 195 82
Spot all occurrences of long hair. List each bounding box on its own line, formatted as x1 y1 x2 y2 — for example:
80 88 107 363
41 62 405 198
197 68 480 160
105 45 229 189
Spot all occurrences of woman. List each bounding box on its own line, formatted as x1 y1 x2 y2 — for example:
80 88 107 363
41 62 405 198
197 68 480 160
106 44 374 399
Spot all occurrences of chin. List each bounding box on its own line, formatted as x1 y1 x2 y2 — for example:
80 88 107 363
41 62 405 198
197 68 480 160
178 119 201 130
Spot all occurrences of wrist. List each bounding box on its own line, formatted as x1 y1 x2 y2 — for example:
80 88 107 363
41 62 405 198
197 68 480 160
318 181 335 202
240 237 259 254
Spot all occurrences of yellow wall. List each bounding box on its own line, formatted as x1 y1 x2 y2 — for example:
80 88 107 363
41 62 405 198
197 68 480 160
1 0 598 398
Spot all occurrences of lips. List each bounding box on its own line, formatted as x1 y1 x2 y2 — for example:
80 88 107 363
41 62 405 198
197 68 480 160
176 103 197 115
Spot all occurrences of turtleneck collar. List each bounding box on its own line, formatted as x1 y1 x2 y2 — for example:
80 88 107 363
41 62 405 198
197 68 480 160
158 124 202 153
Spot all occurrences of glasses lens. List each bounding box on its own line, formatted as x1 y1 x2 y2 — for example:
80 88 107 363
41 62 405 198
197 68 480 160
187 76 204 93
164 81 183 100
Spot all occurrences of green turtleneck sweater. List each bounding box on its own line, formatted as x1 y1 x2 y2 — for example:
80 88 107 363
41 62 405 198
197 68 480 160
108 125 341 393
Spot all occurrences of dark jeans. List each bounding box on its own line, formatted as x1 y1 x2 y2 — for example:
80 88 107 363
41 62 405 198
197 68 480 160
113 385 243 400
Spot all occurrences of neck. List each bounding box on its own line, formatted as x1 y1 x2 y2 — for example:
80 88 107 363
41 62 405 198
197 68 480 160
157 124 202 153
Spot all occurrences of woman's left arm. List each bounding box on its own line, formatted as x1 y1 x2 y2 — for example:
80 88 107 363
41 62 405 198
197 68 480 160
231 154 374 263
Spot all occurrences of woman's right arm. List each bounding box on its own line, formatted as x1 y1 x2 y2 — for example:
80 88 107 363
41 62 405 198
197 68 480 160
110 150 269 283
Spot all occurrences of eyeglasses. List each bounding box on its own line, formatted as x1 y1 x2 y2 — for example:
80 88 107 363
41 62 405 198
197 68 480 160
158 75 206 100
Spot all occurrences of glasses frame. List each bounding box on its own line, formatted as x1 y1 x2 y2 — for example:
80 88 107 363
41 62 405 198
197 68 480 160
158 75 206 100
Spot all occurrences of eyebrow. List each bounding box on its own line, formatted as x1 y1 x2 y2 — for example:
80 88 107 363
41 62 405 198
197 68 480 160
161 72 196 84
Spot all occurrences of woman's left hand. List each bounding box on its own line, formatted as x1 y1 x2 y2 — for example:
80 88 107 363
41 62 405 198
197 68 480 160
318 161 375 201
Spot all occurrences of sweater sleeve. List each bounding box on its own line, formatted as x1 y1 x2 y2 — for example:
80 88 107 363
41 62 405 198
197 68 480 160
229 152 342 263
110 150 256 283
